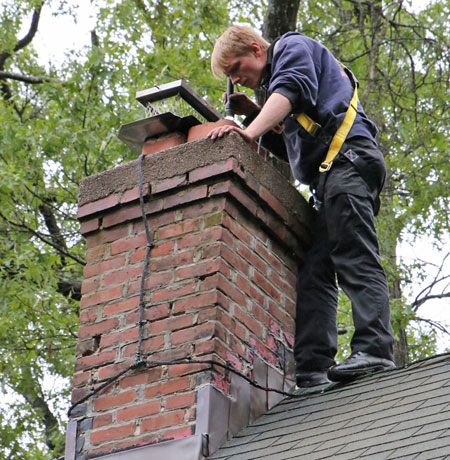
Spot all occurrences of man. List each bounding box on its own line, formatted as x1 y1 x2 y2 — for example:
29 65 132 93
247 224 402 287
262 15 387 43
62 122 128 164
208 25 395 387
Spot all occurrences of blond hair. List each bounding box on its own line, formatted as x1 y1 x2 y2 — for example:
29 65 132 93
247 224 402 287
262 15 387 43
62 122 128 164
211 25 270 78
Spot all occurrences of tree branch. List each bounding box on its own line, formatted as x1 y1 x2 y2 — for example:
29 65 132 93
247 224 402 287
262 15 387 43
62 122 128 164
0 70 54 84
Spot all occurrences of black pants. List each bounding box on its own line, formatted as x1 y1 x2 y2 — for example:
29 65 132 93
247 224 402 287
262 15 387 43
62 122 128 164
294 137 395 373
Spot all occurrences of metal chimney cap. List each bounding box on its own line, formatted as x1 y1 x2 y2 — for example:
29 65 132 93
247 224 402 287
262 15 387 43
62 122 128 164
136 80 222 123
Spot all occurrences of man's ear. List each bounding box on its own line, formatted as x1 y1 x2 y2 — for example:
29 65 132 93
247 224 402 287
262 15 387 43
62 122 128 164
251 41 262 57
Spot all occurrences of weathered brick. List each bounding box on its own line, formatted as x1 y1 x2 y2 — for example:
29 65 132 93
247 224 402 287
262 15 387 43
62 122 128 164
80 286 123 309
141 409 186 433
149 250 195 272
75 350 116 371
133 210 177 234
254 241 283 274
252 270 281 302
130 241 174 264
121 335 165 358
120 184 150 204
72 370 91 387
259 185 288 221
171 322 216 346
234 305 263 338
149 314 194 335
167 361 210 378
98 361 132 381
120 367 162 389
103 296 140 317
78 318 120 339
110 233 148 256
94 389 137 412
220 244 250 276
163 185 208 210
84 256 126 279
103 266 143 286
144 376 191 399
160 425 193 442
116 400 160 422
172 291 218 315
99 326 139 349
151 281 196 303
80 217 100 235
189 158 237 183
217 274 246 307
81 278 99 295
164 391 195 410
222 213 252 247
102 204 142 228
175 258 221 281
236 273 265 307
151 174 187 194
208 180 231 197
177 227 223 251
182 196 226 220
268 299 295 330
86 225 130 250
90 422 135 445
78 194 119 219
228 183 258 216
128 271 173 295
93 413 113 429
85 245 105 264
125 303 170 325
158 219 201 240
79 308 98 324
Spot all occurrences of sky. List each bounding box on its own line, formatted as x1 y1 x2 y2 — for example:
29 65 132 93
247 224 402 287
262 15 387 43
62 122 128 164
26 1 450 351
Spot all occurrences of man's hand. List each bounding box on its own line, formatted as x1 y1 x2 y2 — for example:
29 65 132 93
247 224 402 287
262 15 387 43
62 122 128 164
223 92 259 116
207 124 254 143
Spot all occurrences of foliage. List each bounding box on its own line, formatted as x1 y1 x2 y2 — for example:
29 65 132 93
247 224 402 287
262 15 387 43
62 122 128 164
0 0 448 457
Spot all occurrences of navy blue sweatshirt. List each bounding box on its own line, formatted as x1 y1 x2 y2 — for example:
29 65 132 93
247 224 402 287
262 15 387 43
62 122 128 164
260 32 378 185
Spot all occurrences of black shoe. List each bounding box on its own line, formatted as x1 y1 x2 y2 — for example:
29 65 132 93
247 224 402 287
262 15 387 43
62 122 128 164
296 370 331 388
328 351 395 382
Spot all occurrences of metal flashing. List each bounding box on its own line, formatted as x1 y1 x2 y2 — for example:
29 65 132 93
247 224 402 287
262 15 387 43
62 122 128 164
64 420 77 460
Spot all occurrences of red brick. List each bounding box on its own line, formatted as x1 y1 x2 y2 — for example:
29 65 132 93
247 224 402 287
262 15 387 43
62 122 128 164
94 389 136 412
93 413 113 429
102 204 142 228
133 210 177 234
171 322 216 345
98 361 132 381
86 245 105 264
285 297 296 319
80 286 123 308
259 185 288 221
208 180 231 196
84 256 125 279
80 217 100 235
167 362 210 378
75 350 116 371
141 409 186 433
222 213 252 247
81 278 99 295
160 425 193 441
189 158 238 183
100 327 138 349
220 245 250 276
254 241 283 274
173 291 218 314
103 296 140 316
121 335 165 358
120 184 150 204
236 241 267 275
103 266 143 286
250 336 277 367
142 132 186 155
177 227 223 250
110 233 148 256
234 305 263 337
131 241 174 264
151 174 187 194
78 318 120 340
72 370 91 387
128 271 173 295
116 400 160 421
199 242 221 260
149 250 195 272
228 183 258 216
270 270 296 299
144 376 191 399
182 197 226 220
268 299 295 330
217 275 246 307
164 391 195 410
175 258 221 281
158 219 201 240
86 225 130 250
90 422 135 445
252 270 280 302
236 274 265 307
151 281 196 303
120 367 162 389
163 185 208 210
79 308 98 324
125 303 170 325
78 194 119 219
149 314 194 334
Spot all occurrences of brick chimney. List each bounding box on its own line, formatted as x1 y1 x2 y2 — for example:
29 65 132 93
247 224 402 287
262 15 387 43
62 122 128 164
66 125 312 458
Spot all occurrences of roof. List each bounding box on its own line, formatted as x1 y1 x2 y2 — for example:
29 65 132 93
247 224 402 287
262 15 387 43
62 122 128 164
210 354 450 460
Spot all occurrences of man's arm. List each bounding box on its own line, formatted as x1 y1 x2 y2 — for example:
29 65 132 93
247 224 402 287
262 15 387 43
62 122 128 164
207 92 292 143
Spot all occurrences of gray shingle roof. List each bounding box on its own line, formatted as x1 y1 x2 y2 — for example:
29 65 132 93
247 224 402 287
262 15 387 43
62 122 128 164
210 354 450 460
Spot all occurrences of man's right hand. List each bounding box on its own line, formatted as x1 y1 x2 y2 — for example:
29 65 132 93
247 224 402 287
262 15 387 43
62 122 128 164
222 92 259 117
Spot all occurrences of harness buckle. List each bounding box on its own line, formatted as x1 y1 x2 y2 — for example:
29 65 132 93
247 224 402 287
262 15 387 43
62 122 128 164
319 161 333 173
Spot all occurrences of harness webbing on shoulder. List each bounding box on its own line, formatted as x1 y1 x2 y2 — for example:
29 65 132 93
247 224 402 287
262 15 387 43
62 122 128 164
293 64 359 173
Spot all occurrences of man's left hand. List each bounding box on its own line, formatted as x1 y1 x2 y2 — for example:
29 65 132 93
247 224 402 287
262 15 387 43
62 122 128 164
207 124 254 144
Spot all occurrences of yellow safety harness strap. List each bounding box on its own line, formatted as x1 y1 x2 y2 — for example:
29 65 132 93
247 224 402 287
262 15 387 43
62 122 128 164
319 69 358 172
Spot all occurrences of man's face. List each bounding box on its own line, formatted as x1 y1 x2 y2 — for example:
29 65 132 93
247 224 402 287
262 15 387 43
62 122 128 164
223 43 267 89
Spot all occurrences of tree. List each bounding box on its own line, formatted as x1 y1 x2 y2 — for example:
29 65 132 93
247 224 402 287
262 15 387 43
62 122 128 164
0 0 448 457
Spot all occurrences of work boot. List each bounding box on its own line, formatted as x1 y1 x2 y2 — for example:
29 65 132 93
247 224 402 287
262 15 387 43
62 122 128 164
296 370 331 388
328 351 395 382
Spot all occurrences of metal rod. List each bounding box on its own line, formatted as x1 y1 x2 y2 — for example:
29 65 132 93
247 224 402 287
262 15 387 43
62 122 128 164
225 78 234 119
